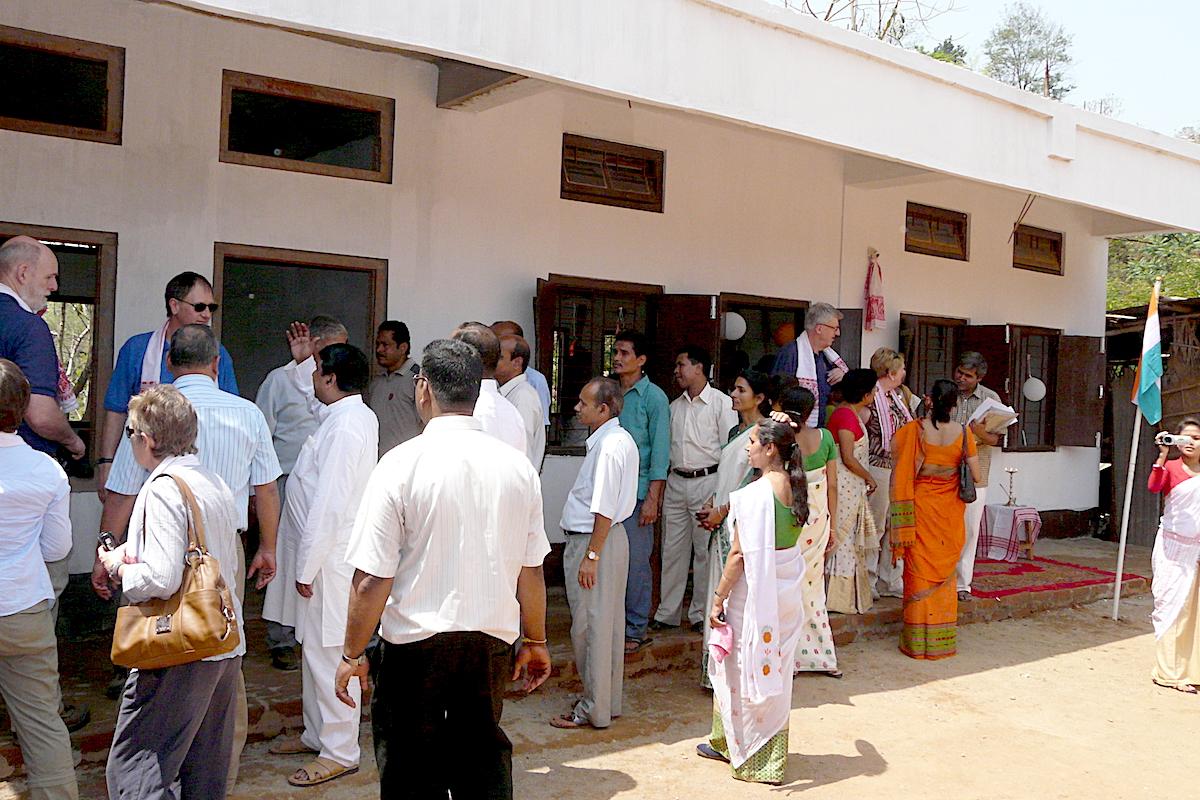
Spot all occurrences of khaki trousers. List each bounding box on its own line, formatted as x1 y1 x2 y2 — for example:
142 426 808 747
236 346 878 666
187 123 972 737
0 601 78 800
226 537 248 792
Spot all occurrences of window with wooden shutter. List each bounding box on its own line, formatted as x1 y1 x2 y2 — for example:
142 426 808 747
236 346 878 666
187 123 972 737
652 295 719 400
904 203 969 261
1010 326 1059 451
561 134 665 213
900 313 967 396
1013 225 1064 276
1053 335 1105 447
715 294 808 391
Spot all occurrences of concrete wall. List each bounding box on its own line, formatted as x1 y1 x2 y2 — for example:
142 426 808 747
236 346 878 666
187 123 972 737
1 0 1104 558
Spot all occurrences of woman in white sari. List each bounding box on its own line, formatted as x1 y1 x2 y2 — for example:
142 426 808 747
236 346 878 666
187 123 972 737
1148 418 1200 693
698 370 770 687
825 369 879 614
699 419 808 785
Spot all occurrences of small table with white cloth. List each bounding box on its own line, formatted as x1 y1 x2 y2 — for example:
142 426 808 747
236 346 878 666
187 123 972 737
976 504 1041 562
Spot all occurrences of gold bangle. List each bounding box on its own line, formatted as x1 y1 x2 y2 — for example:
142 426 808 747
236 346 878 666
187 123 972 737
522 637 547 645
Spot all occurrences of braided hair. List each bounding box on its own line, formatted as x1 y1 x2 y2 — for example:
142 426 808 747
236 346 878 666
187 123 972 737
755 418 809 525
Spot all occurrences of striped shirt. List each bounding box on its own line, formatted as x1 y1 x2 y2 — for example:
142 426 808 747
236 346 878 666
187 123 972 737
106 374 281 528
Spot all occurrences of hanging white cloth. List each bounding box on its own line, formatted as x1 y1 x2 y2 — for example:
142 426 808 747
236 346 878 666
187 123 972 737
139 320 171 392
793 335 848 428
708 477 807 768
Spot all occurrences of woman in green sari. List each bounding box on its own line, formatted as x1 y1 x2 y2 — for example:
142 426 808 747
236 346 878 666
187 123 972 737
698 369 770 687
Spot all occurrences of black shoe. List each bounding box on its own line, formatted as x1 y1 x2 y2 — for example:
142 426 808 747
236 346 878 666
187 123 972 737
105 668 129 700
60 704 91 733
696 742 730 763
271 647 299 671
648 620 675 632
690 621 704 634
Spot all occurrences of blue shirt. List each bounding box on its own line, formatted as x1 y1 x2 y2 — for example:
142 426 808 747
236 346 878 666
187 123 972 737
106 374 280 529
0 293 60 454
771 340 832 427
617 374 670 500
104 329 239 413
525 367 552 426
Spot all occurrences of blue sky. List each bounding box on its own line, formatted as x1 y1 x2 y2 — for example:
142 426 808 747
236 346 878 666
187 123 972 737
914 0 1199 136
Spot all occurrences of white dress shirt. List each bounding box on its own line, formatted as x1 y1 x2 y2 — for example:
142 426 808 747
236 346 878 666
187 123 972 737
120 454 246 660
255 362 319 475
107 374 282 529
474 378 528 456
499 373 546 469
560 418 639 533
346 415 550 646
668 383 739 470
0 432 72 616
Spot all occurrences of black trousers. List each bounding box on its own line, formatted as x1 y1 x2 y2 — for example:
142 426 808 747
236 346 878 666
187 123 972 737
373 632 515 800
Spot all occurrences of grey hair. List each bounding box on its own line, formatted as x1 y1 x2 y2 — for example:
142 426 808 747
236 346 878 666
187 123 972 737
169 324 220 370
421 339 482 412
586 376 624 417
309 314 348 342
958 350 989 377
0 237 46 280
804 302 843 332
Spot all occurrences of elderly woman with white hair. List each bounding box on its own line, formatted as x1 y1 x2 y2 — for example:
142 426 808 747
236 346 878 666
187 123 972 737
770 302 849 428
97 384 245 798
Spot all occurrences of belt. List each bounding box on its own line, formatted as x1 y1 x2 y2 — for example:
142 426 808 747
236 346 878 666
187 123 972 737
672 464 719 479
563 529 590 536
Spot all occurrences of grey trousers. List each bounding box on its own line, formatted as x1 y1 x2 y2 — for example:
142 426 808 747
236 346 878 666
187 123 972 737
106 656 241 799
564 524 629 728
0 601 78 800
228 537 248 792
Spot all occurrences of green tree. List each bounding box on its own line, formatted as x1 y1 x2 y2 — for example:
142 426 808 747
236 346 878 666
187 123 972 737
1108 234 1200 310
916 36 967 64
983 2 1073 99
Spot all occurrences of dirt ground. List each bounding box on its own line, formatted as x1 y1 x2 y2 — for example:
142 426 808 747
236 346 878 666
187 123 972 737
28 590 1191 800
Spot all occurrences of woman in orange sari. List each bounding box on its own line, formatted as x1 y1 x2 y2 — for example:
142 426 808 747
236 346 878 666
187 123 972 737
889 380 981 660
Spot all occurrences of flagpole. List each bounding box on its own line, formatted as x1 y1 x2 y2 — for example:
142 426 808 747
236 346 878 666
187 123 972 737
1111 414 1140 620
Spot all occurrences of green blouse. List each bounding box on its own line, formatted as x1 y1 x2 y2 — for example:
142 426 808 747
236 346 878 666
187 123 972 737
802 428 838 472
774 495 804 549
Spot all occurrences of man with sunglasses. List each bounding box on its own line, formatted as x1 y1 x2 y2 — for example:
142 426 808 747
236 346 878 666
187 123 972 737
96 272 238 499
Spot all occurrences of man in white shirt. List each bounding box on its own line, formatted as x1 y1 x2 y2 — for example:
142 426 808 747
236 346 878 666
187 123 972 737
491 320 551 426
256 315 347 670
551 378 638 731
654 345 738 632
496 334 546 469
334 339 551 800
96 324 282 790
452 322 527 455
0 359 79 800
264 344 378 788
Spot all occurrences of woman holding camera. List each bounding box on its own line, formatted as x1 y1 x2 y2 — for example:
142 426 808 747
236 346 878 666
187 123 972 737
1148 418 1200 693
96 384 245 797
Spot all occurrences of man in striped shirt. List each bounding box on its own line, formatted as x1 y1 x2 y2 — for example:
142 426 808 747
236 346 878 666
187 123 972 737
93 324 281 790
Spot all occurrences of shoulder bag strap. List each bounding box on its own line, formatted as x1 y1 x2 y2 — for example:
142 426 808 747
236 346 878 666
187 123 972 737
161 473 207 553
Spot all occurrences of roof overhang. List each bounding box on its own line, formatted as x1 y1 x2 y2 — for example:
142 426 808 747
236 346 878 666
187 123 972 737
157 0 1200 234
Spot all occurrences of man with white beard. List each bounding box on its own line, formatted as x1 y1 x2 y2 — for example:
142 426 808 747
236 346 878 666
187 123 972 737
267 337 379 788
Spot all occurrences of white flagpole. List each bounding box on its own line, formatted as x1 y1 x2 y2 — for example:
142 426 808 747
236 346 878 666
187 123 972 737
1111 413 1141 620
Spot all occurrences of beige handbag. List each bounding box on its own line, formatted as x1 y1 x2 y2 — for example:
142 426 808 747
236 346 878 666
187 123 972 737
111 473 241 670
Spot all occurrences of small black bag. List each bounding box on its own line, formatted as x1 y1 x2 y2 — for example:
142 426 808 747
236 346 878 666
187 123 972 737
958 426 977 504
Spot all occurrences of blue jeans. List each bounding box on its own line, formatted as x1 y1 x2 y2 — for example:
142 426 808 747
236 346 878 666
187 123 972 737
623 499 654 641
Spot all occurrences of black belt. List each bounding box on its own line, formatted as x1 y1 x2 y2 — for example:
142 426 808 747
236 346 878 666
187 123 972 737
672 464 719 479
563 530 590 536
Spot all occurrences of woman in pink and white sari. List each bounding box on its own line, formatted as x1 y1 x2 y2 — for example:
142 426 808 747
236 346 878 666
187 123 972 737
1148 418 1200 693
699 419 808 785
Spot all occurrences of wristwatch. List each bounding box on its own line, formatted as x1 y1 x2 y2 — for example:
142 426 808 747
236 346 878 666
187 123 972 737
341 651 367 668
586 549 600 562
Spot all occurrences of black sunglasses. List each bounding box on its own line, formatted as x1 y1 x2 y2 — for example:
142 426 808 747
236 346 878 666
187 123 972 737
125 425 138 438
185 302 219 313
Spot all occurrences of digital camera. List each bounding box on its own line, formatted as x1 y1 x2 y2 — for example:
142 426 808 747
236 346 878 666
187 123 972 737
1155 432 1193 448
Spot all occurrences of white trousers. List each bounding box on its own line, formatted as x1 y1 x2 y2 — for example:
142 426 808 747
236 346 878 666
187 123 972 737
657 471 719 625
957 487 988 592
300 573 361 767
867 465 904 598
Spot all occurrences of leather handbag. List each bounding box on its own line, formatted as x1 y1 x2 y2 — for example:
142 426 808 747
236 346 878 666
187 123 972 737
958 426 978 504
111 473 240 670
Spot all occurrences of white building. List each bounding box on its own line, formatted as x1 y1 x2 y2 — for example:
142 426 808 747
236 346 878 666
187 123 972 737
3 0 1199 571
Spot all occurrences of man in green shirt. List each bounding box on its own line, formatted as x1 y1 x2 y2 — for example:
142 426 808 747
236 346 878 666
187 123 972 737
612 331 669 652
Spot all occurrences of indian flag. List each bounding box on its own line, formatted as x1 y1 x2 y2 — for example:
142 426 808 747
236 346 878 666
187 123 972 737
1132 279 1163 425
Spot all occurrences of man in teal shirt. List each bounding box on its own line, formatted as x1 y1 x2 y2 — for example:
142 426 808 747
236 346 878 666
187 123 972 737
613 331 669 652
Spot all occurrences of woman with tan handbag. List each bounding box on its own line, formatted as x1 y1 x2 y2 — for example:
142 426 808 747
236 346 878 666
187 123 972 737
96 384 246 798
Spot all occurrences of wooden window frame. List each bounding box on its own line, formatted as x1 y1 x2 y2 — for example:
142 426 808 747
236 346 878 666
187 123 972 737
899 312 968 396
904 202 970 261
219 70 395 183
211 242 388 346
0 25 124 145
560 133 665 213
1013 224 1064 276
1005 324 1060 453
0 221 117 491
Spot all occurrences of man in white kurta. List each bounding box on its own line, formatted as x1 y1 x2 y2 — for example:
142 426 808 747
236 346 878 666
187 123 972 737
257 315 347 667
496 334 546 470
553 378 638 730
279 343 378 785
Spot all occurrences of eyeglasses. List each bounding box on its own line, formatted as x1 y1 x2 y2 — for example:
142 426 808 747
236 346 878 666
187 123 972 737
414 374 428 385
818 323 841 334
125 426 140 438
185 302 219 313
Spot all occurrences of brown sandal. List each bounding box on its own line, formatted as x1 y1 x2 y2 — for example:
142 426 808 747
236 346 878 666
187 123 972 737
549 712 594 729
287 757 359 786
269 736 319 756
